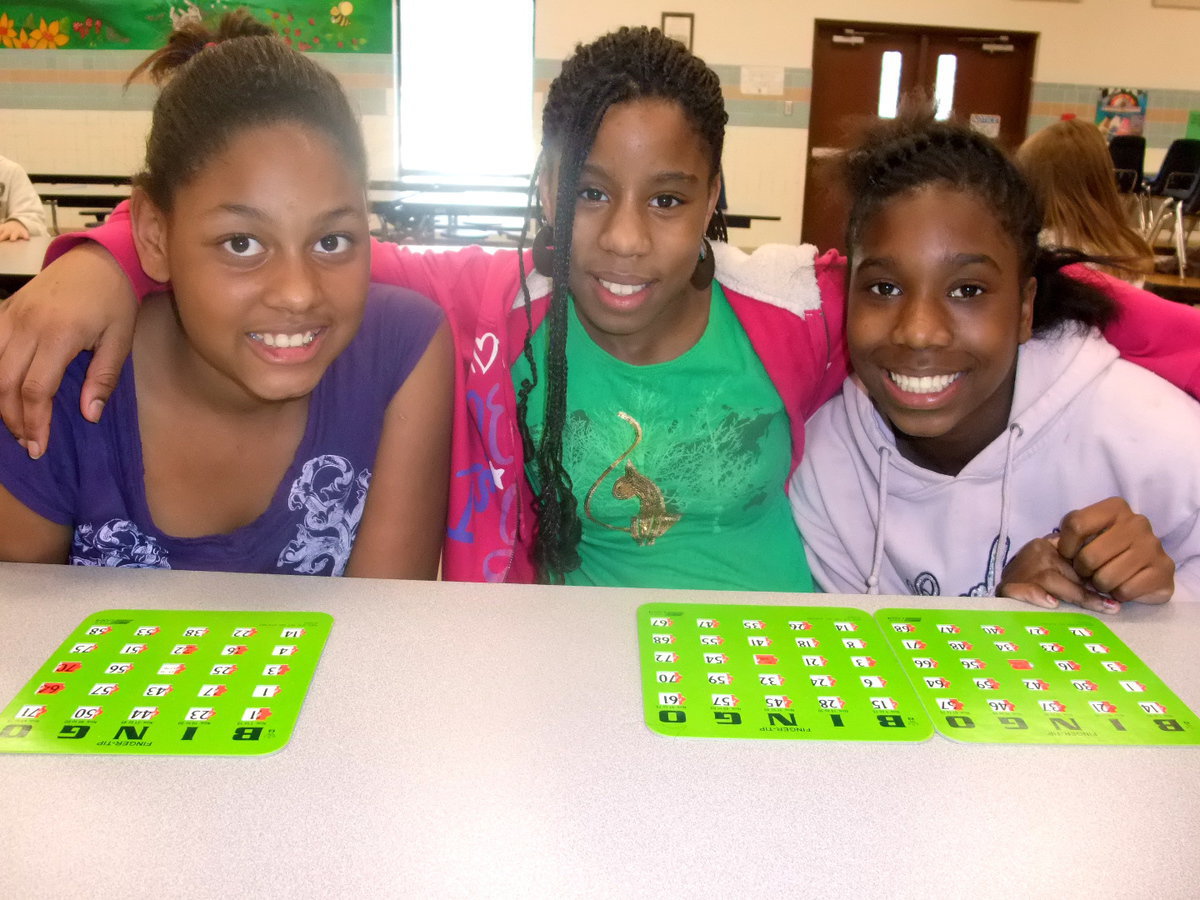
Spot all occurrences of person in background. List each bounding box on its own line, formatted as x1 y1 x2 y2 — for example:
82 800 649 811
791 115 1200 610
1016 118 1155 285
0 11 452 576
0 154 48 241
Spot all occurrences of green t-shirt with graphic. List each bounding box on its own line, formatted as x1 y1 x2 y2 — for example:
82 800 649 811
512 283 814 592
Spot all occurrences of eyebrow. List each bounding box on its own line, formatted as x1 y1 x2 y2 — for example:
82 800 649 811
579 162 702 186
855 252 1003 272
208 203 364 223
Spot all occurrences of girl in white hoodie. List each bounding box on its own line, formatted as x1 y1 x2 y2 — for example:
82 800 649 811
790 116 1200 611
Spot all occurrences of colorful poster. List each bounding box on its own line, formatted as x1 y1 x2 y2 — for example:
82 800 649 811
0 1 390 52
1096 88 1147 138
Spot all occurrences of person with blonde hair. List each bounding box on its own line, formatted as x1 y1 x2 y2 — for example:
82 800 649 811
1016 118 1154 283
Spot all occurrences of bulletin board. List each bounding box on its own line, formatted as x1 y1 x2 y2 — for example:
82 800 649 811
0 1 391 52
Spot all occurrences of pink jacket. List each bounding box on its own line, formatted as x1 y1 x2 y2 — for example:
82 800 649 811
49 205 1200 583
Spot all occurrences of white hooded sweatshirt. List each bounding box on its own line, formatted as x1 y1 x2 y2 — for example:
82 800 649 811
791 329 1200 601
0 156 48 237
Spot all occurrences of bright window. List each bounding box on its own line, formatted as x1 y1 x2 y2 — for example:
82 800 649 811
398 0 534 175
934 54 957 121
877 51 902 119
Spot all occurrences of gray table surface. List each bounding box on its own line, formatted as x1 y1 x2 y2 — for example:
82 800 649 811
0 233 52 277
1 562 1196 898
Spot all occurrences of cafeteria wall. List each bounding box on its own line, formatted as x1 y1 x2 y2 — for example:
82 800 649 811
2 0 1197 246
533 0 1200 245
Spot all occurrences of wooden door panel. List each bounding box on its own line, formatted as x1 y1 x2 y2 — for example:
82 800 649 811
802 21 1038 253
925 35 1036 150
802 26 922 251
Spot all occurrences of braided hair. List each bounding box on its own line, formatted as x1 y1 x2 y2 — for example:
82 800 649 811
515 27 728 582
128 9 366 212
842 113 1116 336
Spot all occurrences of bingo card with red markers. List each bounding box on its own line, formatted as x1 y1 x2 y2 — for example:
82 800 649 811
876 608 1198 746
0 609 332 756
638 604 934 742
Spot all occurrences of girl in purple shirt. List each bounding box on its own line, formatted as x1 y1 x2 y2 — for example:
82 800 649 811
0 12 452 576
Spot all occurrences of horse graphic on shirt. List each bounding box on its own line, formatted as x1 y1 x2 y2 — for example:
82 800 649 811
585 411 680 546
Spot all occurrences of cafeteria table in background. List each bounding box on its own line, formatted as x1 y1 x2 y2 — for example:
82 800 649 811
373 187 781 244
30 174 132 234
0 233 52 294
1 563 1196 898
1144 270 1200 305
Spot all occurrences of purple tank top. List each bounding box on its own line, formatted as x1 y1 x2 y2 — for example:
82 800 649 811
0 284 442 574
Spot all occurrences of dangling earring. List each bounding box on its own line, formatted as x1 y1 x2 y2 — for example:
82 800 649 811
690 237 714 290
532 223 555 276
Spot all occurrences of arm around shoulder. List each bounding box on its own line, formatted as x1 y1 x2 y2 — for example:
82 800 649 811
345 321 454 579
0 241 138 454
1093 270 1200 400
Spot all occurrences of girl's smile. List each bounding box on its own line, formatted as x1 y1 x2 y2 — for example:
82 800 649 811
886 370 963 395
246 326 327 363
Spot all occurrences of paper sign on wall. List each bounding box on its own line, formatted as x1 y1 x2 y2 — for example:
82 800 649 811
740 66 785 96
969 114 1001 139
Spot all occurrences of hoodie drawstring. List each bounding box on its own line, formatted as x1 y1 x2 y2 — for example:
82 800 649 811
989 423 1024 593
866 446 892 595
867 423 1023 596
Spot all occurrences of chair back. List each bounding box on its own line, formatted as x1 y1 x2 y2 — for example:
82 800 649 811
1146 139 1200 195
1178 171 1200 216
1108 135 1145 193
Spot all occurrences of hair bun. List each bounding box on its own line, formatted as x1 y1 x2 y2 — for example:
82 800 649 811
127 9 275 87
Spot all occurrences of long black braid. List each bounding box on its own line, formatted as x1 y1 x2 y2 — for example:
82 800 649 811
513 26 728 583
842 113 1115 336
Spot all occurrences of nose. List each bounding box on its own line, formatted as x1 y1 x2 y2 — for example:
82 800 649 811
264 252 320 313
891 292 952 349
596 196 651 258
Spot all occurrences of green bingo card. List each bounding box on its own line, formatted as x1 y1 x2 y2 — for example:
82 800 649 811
876 608 1198 746
638 603 933 742
0 609 332 756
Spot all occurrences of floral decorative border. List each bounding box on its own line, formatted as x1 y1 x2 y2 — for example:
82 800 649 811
0 2 389 52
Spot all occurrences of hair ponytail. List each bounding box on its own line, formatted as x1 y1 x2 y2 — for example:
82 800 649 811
129 10 364 214
1031 247 1118 336
126 9 273 87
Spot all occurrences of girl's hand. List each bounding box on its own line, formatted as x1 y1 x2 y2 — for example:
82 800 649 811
0 244 136 458
0 220 30 241
1055 497 1174 604
998 534 1121 615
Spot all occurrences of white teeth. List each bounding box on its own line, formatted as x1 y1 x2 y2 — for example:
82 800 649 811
889 371 962 394
251 331 317 348
599 279 647 297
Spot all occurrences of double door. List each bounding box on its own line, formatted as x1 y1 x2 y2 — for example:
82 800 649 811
801 20 1038 253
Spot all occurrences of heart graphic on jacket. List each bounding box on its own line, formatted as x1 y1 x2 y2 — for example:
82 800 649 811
472 333 499 374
